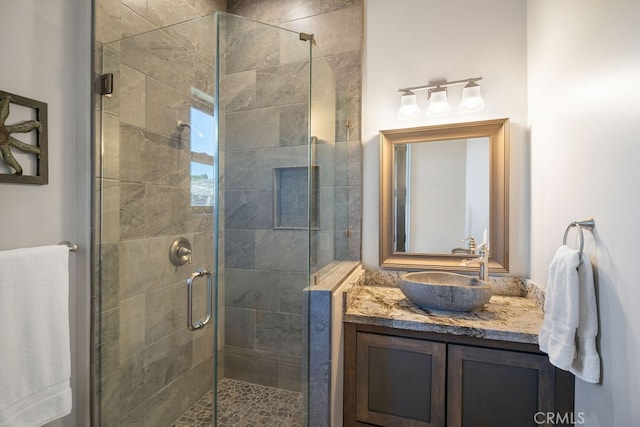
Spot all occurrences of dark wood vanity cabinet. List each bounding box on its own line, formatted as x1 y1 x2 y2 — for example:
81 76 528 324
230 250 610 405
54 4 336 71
355 331 446 426
344 323 575 427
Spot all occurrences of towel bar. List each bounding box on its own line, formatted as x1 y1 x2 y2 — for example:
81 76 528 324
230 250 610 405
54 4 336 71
562 218 595 261
58 241 78 252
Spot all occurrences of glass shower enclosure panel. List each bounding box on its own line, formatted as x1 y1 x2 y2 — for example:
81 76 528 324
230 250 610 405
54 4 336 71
95 14 218 427
309 46 337 279
216 12 334 426
95 10 335 427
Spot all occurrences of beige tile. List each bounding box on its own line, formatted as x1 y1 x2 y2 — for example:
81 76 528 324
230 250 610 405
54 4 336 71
278 26 310 65
101 45 121 115
123 0 148 18
220 70 257 113
97 372 121 425
224 18 280 73
193 58 216 102
101 179 121 244
142 131 190 186
228 0 257 19
256 0 321 25
119 294 146 364
145 78 192 138
119 124 146 183
101 112 120 180
283 6 362 56
121 29 196 96
119 182 146 240
118 236 191 298
192 325 214 367
144 184 189 237
145 282 186 344
255 61 309 109
95 0 121 44
121 4 155 38
225 107 280 150
321 0 361 13
144 358 213 426
163 14 218 60
96 307 120 376
194 0 226 17
145 0 218 28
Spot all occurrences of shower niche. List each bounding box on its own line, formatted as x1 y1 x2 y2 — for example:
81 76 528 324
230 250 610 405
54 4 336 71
274 166 319 229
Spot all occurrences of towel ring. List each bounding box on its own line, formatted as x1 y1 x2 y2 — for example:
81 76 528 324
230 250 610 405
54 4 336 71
562 217 595 261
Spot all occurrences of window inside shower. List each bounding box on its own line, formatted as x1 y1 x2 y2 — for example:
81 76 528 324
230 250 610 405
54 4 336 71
190 107 215 208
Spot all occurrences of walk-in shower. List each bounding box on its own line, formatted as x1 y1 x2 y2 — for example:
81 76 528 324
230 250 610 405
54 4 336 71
94 11 346 426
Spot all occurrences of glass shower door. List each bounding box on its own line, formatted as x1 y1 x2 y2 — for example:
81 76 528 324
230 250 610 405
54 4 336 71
216 11 334 427
95 14 219 427
95 10 336 426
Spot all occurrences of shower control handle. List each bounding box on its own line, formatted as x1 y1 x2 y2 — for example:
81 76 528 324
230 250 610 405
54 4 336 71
169 237 193 266
186 268 213 331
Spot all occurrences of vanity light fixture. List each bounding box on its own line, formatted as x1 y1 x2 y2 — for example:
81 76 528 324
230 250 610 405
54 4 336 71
397 90 421 120
459 80 485 113
397 77 484 120
426 86 450 117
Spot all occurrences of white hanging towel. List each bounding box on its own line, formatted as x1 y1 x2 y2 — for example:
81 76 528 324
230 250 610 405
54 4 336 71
0 245 72 427
538 245 600 383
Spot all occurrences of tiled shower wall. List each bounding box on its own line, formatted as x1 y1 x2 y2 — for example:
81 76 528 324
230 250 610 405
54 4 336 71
227 0 363 261
94 1 225 426
93 0 362 424
220 0 362 392
218 14 314 391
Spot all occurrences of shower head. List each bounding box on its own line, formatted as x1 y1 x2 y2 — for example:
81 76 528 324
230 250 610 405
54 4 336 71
176 120 191 131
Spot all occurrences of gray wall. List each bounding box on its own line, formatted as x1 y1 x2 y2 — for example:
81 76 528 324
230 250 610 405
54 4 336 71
0 1 92 426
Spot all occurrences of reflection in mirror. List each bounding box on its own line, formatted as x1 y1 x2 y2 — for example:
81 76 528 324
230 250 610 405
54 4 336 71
394 137 489 254
380 118 509 273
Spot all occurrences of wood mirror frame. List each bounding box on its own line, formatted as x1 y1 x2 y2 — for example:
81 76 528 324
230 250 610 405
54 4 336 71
379 118 509 272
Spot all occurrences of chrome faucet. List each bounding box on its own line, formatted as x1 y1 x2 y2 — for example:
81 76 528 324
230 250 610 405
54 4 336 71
460 243 490 281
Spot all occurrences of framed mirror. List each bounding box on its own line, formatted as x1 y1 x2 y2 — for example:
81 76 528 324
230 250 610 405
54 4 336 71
379 118 509 272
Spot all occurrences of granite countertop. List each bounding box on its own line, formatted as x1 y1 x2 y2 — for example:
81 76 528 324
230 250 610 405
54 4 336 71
344 285 544 345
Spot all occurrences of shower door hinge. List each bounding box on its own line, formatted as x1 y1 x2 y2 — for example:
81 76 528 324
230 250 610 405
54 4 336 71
96 73 114 97
299 32 316 45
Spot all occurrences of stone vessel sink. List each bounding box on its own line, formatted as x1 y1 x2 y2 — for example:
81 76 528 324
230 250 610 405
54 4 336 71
399 272 492 312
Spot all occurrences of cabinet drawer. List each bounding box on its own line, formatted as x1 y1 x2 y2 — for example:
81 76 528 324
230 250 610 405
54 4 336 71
356 332 446 427
447 344 556 427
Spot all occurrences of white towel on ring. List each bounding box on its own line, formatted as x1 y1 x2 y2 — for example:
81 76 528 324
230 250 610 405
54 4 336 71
538 245 600 383
0 245 72 427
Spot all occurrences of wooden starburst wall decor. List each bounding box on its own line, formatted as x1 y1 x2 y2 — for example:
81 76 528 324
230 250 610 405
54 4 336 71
0 90 48 184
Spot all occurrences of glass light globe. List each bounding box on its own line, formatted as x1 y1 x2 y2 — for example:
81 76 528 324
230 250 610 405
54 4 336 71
459 82 485 113
397 91 420 120
427 88 450 117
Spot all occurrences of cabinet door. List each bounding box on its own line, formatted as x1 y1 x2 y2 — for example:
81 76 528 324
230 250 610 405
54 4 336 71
447 344 556 427
356 332 446 427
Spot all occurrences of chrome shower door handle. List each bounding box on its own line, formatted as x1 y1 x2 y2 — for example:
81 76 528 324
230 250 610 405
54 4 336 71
186 268 213 331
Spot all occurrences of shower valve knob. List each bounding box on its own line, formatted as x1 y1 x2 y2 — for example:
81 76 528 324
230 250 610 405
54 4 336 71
169 237 193 266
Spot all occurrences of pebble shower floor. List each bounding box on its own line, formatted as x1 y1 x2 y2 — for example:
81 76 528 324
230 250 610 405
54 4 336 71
171 378 303 427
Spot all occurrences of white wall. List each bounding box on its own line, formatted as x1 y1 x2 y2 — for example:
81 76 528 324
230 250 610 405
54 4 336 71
408 140 466 253
465 138 490 243
0 1 92 426
362 0 529 274
528 1 640 425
